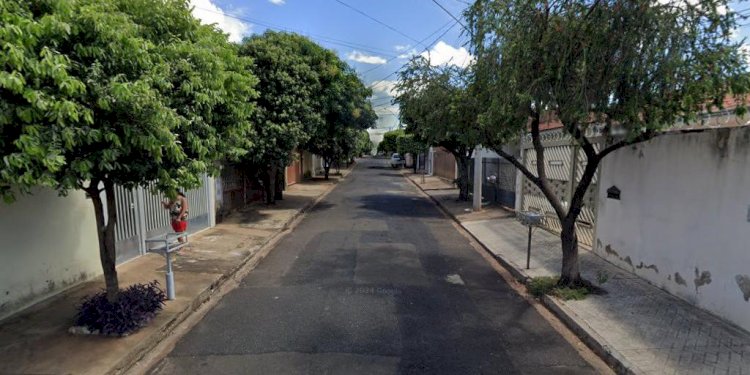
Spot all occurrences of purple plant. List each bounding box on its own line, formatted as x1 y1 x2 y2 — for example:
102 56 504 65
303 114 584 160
74 281 166 336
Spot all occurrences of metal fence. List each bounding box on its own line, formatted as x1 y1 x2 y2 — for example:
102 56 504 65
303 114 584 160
480 158 516 208
113 175 212 264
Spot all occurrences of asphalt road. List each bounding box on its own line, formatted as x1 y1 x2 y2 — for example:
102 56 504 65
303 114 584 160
150 158 597 374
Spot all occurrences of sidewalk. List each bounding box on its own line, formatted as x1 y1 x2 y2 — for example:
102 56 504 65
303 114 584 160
0 170 350 375
406 172 750 375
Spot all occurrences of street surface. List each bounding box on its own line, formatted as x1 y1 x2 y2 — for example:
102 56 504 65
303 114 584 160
150 158 597 374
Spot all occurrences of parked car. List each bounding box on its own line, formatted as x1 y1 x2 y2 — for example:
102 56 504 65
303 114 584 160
390 153 405 168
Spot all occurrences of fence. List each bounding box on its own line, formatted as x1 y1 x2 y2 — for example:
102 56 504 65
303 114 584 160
433 147 457 181
519 129 599 247
113 175 213 264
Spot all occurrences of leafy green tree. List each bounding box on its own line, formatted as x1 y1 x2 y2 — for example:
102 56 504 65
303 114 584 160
396 133 427 172
304 60 376 179
377 129 404 154
394 57 482 200
0 0 256 301
466 0 749 285
355 130 373 156
238 31 326 204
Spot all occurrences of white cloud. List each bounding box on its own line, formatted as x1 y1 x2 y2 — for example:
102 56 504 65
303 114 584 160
398 48 419 59
394 44 410 52
269 0 285 5
190 0 251 43
346 51 387 65
420 41 474 68
370 80 399 97
373 103 400 129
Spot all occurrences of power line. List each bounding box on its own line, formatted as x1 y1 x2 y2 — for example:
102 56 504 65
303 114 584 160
359 19 455 76
368 20 459 89
333 0 424 47
192 6 399 58
430 0 467 29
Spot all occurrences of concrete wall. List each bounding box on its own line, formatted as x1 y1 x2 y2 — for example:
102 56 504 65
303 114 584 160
0 189 101 320
595 127 750 331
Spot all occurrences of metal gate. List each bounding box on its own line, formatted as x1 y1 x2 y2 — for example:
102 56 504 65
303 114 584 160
113 175 213 264
519 129 600 247
480 158 516 208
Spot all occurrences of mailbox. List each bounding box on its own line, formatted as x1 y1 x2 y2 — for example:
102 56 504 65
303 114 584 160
516 211 544 269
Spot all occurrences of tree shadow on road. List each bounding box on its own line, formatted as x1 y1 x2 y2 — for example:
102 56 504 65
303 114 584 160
357 194 442 219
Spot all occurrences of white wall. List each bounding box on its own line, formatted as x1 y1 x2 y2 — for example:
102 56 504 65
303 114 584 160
595 127 750 331
0 188 101 320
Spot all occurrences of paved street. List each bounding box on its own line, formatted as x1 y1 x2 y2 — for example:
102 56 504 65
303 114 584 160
150 159 598 374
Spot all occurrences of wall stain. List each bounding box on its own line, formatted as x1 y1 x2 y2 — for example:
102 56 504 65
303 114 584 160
667 275 672 281
604 245 619 257
636 262 659 274
0 271 93 318
736 275 750 302
714 128 731 159
674 272 687 286
693 268 712 291
735 127 750 150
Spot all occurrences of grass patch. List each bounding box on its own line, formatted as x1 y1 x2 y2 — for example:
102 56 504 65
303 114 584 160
527 276 591 301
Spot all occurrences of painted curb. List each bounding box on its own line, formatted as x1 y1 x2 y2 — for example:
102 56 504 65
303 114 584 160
403 172 635 375
114 168 352 375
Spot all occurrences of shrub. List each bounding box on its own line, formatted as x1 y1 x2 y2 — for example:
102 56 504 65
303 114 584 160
74 281 166 336
527 276 558 298
527 276 591 301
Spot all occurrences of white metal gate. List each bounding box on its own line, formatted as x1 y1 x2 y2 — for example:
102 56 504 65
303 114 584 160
519 129 600 247
114 175 213 264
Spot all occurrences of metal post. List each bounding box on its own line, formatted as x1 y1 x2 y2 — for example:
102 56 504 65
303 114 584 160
165 252 175 300
526 226 532 269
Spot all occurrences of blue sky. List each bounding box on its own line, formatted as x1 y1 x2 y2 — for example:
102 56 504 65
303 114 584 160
190 0 750 130
190 0 472 129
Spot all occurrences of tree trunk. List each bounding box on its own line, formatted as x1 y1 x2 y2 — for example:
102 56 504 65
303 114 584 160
88 180 120 302
456 156 471 201
323 157 331 180
264 165 277 205
559 220 582 286
274 167 284 201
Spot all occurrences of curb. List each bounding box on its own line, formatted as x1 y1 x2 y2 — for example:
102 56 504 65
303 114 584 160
540 296 637 375
116 168 351 375
402 173 634 375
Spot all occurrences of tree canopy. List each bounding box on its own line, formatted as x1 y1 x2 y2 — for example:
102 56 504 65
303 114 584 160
465 0 749 284
0 0 257 299
302 55 376 179
377 129 404 154
394 57 482 200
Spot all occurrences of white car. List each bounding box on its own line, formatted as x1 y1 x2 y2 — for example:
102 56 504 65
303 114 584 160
390 153 405 168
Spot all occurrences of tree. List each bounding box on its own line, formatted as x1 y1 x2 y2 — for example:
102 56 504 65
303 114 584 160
466 0 749 285
394 57 482 200
355 130 374 156
0 0 257 301
304 59 376 179
238 31 324 204
396 133 427 172
377 129 404 154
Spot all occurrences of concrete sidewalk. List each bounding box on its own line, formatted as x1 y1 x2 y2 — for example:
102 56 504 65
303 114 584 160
406 172 750 375
0 170 350 375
